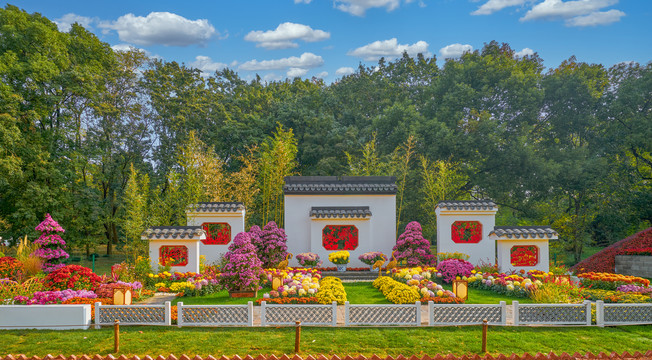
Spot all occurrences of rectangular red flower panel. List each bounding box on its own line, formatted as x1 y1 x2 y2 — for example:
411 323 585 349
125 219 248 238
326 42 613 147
322 225 358 250
202 222 231 245
159 245 189 267
510 245 539 266
451 221 483 243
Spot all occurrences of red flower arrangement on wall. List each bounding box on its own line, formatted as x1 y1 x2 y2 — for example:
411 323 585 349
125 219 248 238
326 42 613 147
202 222 231 245
451 221 483 243
322 225 358 250
159 246 189 266
510 245 539 266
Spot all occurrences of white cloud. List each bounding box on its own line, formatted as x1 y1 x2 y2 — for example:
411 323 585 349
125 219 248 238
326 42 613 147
244 22 330 49
520 0 617 22
190 56 228 76
55 13 94 32
111 44 136 52
565 9 625 26
336 67 355 76
98 12 216 46
239 52 324 71
263 73 284 82
471 0 530 15
439 43 473 59
287 68 309 77
347 38 429 61
334 0 401 16
515 47 534 57
315 71 329 78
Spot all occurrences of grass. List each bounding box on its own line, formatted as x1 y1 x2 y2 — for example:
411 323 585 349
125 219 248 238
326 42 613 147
171 287 273 305
1 326 651 356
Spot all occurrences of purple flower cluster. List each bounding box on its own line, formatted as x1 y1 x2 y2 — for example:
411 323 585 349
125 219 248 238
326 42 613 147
436 258 475 283
392 222 435 266
31 214 69 272
296 252 321 267
616 284 652 294
250 222 289 268
219 232 264 292
13 289 97 305
358 252 386 266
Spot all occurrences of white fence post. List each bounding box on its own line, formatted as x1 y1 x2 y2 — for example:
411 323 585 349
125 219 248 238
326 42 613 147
584 300 592 326
332 301 338 327
512 301 519 326
164 301 171 326
596 300 604 327
260 301 267 327
248 301 254 327
177 302 183 328
94 302 101 329
415 301 421 326
500 301 507 325
428 301 434 326
344 301 350 327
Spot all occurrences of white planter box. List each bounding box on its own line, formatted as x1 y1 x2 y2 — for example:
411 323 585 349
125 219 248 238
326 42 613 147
0 304 92 330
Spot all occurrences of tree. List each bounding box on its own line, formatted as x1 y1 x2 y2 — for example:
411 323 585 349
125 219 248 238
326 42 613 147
122 163 150 261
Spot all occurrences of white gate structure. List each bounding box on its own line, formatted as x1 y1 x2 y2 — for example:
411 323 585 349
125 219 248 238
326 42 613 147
596 301 652 326
429 302 507 326
94 302 171 328
177 302 254 327
513 301 592 326
344 302 421 326
260 301 338 326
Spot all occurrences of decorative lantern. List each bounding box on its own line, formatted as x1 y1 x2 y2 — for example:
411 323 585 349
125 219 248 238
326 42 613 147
272 274 284 291
113 286 133 305
453 279 468 301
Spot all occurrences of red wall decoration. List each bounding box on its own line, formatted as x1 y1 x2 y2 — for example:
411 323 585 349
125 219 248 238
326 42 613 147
322 225 359 250
159 245 189 267
451 221 483 243
202 222 231 245
510 245 539 266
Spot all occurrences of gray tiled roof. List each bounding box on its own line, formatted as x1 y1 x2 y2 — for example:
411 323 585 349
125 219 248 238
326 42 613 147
284 176 397 195
490 226 558 239
187 202 245 213
141 226 205 239
310 206 372 218
436 200 497 210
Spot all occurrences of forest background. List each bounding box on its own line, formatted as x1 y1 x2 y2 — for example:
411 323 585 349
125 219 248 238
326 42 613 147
0 5 650 265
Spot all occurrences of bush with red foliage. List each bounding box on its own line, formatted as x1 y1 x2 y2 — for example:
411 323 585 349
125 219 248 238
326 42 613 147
43 264 103 291
571 227 652 274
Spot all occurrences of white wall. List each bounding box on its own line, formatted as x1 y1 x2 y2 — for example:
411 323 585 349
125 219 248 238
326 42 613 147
496 239 550 273
435 208 497 266
285 194 396 268
186 211 245 265
0 304 91 330
149 239 200 273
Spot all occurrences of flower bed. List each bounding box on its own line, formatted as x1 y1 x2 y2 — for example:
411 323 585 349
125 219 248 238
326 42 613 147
467 271 542 298
14 289 97 305
44 265 102 291
359 252 386 266
436 259 474 283
373 276 421 304
577 271 650 290
572 227 652 273
580 289 652 303
389 267 456 300
618 247 652 256
315 277 347 304
261 268 321 299
255 297 319 305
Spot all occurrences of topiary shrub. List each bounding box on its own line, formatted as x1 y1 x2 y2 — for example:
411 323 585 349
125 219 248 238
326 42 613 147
43 264 102 291
436 258 474 283
31 214 69 272
219 232 264 292
250 221 289 268
315 276 347 304
373 276 420 304
392 221 435 266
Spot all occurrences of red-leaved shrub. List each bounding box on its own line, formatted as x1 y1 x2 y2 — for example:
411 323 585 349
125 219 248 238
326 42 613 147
43 264 103 291
571 227 652 274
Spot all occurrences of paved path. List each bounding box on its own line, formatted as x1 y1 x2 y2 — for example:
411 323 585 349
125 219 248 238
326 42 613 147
137 293 177 304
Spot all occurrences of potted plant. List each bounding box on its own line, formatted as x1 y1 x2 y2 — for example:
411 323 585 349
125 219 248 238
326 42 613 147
359 251 386 270
219 232 264 297
296 252 321 268
329 250 350 272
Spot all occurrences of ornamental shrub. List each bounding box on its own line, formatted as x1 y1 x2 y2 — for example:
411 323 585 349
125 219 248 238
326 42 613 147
572 227 652 274
219 232 264 292
315 276 347 304
358 252 386 266
0 256 23 281
296 252 321 267
250 222 289 268
372 276 420 304
43 264 102 291
436 258 474 283
393 221 434 266
31 214 70 272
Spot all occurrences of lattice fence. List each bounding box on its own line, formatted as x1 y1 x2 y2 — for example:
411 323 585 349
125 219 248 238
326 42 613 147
345 302 421 326
260 301 337 326
94 302 170 328
177 302 253 327
429 302 506 326
597 301 652 326
513 301 591 325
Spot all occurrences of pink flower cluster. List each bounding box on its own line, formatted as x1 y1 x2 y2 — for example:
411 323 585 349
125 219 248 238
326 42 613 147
13 289 96 305
32 248 69 260
296 252 321 267
250 222 289 268
35 214 65 233
219 232 264 292
358 252 386 266
616 284 652 294
436 258 475 283
32 214 69 272
393 222 435 266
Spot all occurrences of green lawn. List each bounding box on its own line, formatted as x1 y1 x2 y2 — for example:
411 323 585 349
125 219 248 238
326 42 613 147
1 326 651 356
172 287 273 305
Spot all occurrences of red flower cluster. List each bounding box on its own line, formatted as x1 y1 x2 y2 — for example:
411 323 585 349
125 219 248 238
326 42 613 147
202 223 231 245
618 247 652 256
159 246 188 267
322 225 358 250
43 265 102 291
572 228 652 274
510 245 539 266
0 256 23 280
452 221 482 244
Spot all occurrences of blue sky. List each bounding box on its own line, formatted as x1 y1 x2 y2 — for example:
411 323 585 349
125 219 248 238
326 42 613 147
11 0 652 82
